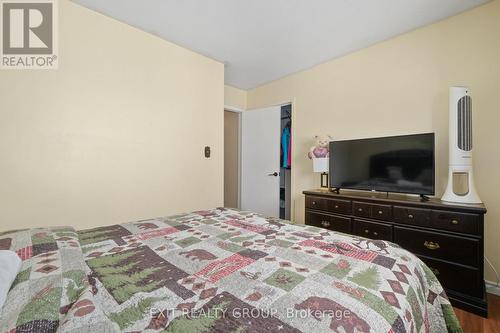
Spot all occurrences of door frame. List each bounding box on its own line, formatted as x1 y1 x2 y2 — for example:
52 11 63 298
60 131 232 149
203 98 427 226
224 105 243 209
245 100 296 221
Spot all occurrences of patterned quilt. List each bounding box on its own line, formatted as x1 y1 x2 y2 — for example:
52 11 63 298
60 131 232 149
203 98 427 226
0 208 462 333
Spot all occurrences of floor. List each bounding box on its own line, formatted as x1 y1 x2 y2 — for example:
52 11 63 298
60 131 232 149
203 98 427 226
454 294 500 332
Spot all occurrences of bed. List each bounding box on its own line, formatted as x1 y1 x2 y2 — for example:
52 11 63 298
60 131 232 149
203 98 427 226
0 208 462 333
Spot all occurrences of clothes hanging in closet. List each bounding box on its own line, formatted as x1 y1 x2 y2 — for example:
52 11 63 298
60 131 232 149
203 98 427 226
287 130 291 167
281 124 291 168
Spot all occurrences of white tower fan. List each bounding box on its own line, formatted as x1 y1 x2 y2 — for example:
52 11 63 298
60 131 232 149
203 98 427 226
442 86 482 204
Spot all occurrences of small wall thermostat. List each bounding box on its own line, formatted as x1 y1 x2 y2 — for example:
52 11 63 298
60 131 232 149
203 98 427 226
204 146 211 158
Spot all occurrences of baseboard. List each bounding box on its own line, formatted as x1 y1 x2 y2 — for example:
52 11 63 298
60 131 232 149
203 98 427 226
486 280 500 297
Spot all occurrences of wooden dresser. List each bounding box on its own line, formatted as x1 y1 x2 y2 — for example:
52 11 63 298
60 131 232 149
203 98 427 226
303 189 488 317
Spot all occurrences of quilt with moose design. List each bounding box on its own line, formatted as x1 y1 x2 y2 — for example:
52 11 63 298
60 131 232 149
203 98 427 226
0 208 462 332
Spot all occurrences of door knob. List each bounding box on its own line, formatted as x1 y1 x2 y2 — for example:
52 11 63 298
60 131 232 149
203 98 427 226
268 172 279 177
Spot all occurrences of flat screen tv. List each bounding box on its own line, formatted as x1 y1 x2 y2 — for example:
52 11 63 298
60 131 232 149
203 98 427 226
329 133 435 195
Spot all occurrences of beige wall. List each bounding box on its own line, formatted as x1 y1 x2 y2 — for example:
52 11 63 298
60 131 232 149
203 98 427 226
247 0 500 281
224 85 247 110
0 0 224 231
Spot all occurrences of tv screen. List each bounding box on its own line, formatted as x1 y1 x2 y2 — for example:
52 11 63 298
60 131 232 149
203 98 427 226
330 133 435 195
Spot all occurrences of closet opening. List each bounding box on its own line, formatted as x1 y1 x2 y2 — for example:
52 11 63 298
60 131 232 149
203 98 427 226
280 104 292 220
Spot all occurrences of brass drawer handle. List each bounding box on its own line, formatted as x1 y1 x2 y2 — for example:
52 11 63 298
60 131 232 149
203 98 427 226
430 267 440 276
321 220 331 227
334 205 339 209
424 241 440 250
312 201 317 205
408 214 414 219
358 208 363 212
451 219 459 225
364 229 378 236
378 210 383 215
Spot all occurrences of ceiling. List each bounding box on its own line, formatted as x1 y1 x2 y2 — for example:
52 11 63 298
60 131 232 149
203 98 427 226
72 0 488 90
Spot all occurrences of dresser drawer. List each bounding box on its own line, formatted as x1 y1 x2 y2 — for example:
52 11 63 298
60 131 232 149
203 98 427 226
394 226 479 267
430 210 479 235
419 256 482 298
353 219 392 241
327 198 352 215
393 206 430 227
370 204 392 221
305 196 329 211
305 211 351 234
352 201 371 218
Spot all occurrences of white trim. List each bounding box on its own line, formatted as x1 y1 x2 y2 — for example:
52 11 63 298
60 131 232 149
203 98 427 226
289 98 297 222
246 100 292 111
238 112 243 209
224 105 244 113
486 280 500 297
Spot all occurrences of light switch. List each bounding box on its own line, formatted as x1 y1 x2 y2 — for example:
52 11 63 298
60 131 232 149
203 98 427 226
205 146 211 158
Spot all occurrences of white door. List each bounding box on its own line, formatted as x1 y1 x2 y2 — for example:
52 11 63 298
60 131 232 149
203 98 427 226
241 106 281 217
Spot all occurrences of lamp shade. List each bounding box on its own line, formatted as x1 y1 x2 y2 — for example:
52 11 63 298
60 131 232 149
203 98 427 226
312 157 329 173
